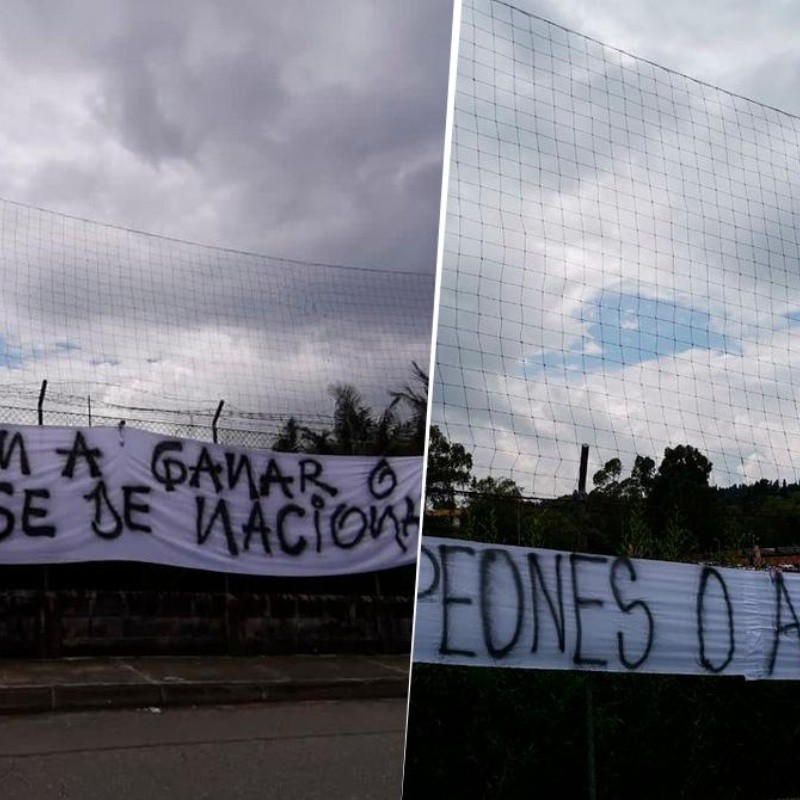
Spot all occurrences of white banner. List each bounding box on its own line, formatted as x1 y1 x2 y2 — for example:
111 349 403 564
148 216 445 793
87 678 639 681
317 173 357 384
414 537 800 680
0 424 421 576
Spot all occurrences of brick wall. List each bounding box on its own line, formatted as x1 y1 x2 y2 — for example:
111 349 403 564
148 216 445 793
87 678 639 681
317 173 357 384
0 563 414 657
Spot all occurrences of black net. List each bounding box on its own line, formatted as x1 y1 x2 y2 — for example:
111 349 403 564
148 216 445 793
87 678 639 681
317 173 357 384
435 0 800 496
0 198 433 440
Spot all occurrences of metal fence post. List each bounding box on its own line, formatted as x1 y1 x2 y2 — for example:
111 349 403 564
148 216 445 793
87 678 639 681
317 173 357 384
586 679 597 800
38 379 51 654
579 443 589 496
212 400 225 444
579 443 597 800
37 379 47 426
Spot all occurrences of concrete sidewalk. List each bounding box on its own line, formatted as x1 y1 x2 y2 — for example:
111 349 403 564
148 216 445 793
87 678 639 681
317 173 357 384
0 653 411 715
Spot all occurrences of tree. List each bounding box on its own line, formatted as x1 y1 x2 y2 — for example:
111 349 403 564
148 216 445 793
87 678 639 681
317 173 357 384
328 383 376 455
298 426 335 455
592 456 655 503
425 425 473 510
648 445 717 555
463 475 524 544
389 361 429 453
630 455 656 498
371 407 400 456
593 458 622 491
589 457 648 555
267 362 433 457
272 416 301 453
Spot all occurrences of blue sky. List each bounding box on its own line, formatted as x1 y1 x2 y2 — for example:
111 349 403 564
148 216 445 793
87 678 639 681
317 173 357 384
528 292 732 377
0 336 24 369
0 339 82 370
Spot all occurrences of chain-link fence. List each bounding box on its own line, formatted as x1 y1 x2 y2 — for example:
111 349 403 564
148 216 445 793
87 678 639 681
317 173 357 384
0 388 337 451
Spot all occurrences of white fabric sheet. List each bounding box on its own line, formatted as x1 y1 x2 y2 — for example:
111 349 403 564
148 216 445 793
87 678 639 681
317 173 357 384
414 537 800 680
0 424 422 576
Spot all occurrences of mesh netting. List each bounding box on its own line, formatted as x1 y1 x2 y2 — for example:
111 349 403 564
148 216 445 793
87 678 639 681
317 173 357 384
0 198 433 436
434 0 800 496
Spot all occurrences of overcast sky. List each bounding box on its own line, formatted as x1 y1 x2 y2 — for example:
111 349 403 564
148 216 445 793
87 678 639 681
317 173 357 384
0 0 454 427
435 0 800 494
521 0 800 118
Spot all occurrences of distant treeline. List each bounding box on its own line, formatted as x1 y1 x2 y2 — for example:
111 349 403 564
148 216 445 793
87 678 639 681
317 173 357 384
426 427 800 559
407 430 800 800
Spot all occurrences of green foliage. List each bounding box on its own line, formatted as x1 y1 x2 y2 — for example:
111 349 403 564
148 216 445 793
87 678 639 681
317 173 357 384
619 503 652 559
327 383 381 455
425 425 473 510
655 506 693 562
593 457 621 490
270 363 428 456
462 476 524 544
408 439 800 800
271 416 301 453
404 666 800 799
388 360 429 452
630 454 656 496
720 480 800 548
523 500 584 551
648 445 718 553
438 435 800 560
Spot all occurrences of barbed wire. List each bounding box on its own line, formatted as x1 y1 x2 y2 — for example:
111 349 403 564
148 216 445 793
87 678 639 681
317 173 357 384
0 196 432 423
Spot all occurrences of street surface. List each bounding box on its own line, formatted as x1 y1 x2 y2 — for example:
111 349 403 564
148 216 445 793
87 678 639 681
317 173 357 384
0 698 405 799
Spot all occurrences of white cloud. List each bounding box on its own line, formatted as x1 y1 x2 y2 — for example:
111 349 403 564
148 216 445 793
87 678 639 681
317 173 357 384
435 0 800 495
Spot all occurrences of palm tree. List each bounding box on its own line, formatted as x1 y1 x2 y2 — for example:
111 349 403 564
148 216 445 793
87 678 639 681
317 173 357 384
389 361 429 454
299 426 335 454
372 407 400 456
329 383 377 455
272 416 301 452
268 362 430 456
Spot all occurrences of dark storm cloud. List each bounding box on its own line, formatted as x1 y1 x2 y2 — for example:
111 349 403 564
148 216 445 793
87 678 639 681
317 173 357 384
0 0 453 416
0 0 453 272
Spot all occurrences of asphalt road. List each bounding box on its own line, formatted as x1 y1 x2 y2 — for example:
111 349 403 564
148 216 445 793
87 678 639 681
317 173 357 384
0 698 406 799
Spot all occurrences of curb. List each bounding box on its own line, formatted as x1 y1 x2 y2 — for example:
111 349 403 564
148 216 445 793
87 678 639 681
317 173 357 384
0 676 408 715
